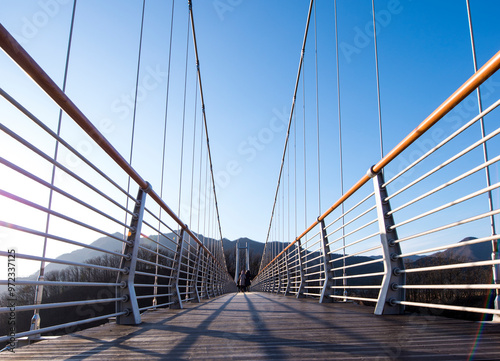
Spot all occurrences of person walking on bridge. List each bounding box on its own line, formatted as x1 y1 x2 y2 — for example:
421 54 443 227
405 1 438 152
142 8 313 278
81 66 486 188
244 270 251 292
238 270 246 292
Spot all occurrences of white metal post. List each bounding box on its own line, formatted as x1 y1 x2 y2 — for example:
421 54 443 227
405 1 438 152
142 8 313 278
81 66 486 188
372 171 405 315
169 229 185 309
284 249 291 295
296 238 306 298
319 220 334 303
116 183 151 325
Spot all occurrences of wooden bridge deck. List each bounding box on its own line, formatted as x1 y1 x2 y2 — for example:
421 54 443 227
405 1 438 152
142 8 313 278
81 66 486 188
5 292 500 360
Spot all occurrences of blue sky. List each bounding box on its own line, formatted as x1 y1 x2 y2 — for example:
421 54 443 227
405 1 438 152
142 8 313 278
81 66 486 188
1 0 500 277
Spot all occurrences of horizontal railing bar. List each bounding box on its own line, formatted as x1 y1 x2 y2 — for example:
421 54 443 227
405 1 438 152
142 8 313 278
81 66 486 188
0 122 133 215
391 182 500 229
258 48 500 275
386 125 500 202
140 221 179 251
0 279 123 288
384 98 500 188
330 243 381 262
0 189 126 246
303 270 324 278
327 221 378 251
325 205 377 241
393 300 500 315
324 192 375 230
0 87 135 201
136 293 173 300
144 207 177 234
0 157 132 231
0 251 124 273
139 302 175 311
330 257 384 272
0 297 122 313
397 284 500 290
402 259 500 273
389 153 500 216
134 271 174 279
0 311 126 343
332 271 385 280
137 244 175 262
134 284 172 288
0 224 126 259
302 292 321 297
136 257 171 269
330 285 381 289
329 295 378 303
398 235 500 259
1 157 132 231
395 209 500 244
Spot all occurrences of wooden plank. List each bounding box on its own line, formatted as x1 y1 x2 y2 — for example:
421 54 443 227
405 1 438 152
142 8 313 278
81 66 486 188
4 292 500 360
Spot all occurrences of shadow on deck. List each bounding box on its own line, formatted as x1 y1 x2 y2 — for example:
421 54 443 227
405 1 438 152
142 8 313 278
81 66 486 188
5 292 500 360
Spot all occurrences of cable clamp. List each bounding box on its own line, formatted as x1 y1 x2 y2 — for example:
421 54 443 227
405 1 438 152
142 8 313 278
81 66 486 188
366 165 378 178
143 182 152 194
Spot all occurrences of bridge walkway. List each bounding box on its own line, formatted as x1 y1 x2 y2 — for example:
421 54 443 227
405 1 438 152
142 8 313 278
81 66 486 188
5 292 500 360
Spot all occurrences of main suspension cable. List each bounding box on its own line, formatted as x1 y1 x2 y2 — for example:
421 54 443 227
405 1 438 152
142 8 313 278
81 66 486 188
189 0 224 243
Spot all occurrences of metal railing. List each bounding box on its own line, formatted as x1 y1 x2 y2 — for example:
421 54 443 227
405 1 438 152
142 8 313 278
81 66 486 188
252 50 500 320
0 23 235 346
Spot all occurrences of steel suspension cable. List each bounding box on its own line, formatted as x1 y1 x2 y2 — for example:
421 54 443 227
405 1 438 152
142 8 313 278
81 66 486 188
124 0 147 235
372 0 384 158
294 102 298 239
314 0 321 214
32 0 78 332
177 12 191 218
197 120 204 234
465 0 499 312
303 58 308 232
189 79 199 225
154 0 176 308
334 0 347 299
261 0 314 271
287 142 291 250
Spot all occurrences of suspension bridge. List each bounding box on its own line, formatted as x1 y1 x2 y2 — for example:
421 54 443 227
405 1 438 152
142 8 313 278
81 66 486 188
1 0 500 359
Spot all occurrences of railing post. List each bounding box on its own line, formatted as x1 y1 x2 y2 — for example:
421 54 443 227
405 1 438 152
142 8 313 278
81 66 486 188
202 255 210 299
284 249 291 295
169 229 185 309
277 259 282 294
372 170 405 315
190 244 202 303
296 238 306 298
274 263 279 293
264 268 270 292
116 183 151 325
319 220 335 303
208 259 215 297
